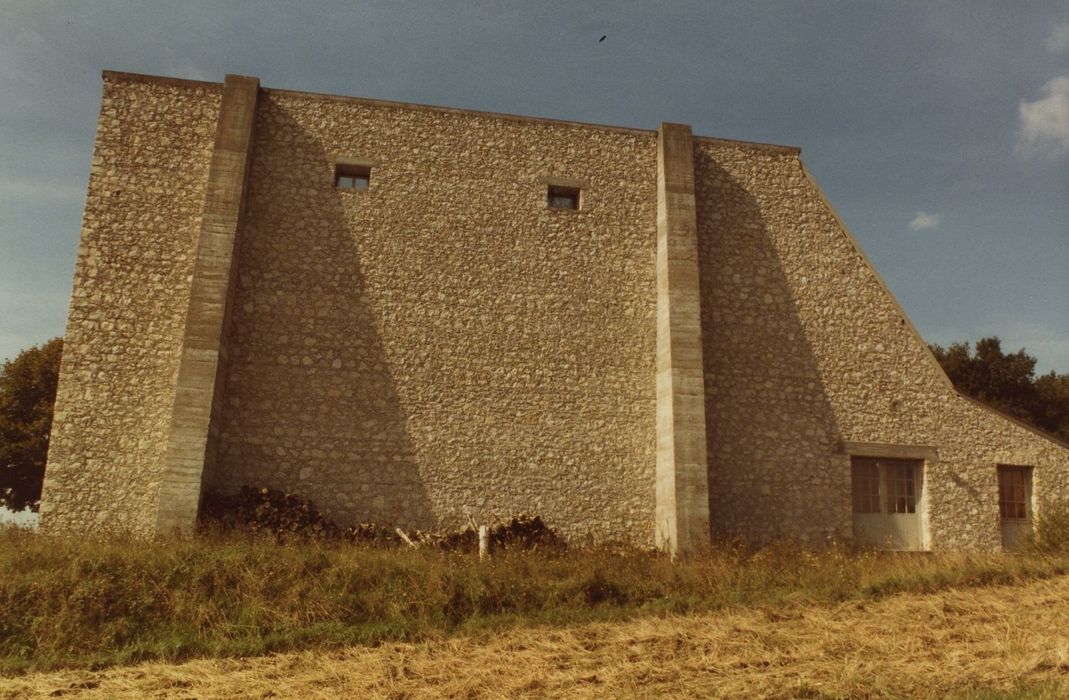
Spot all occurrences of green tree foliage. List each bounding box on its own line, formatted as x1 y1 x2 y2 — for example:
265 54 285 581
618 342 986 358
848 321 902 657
0 338 63 512
930 336 1069 442
1035 371 1069 441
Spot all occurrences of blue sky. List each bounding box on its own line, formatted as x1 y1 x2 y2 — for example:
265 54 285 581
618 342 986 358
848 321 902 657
1 1 1067 372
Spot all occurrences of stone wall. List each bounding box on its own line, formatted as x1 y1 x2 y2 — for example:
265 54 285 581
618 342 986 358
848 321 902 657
206 89 660 543
40 71 1069 549
695 138 1069 549
40 74 222 535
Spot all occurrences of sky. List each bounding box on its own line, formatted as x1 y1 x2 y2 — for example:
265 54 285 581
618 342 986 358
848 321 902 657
1 0 1067 373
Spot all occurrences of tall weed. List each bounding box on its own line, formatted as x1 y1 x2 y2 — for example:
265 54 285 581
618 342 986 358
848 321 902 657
0 527 1065 674
1032 501 1069 554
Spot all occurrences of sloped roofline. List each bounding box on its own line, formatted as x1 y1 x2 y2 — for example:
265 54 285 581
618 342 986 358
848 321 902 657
955 390 1069 451
797 158 1069 454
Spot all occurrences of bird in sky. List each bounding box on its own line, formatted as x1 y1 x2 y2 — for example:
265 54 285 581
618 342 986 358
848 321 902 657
599 35 607 42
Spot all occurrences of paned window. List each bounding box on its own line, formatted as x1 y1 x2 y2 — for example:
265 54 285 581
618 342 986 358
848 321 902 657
998 466 1031 520
851 455 926 550
885 461 917 514
850 457 921 515
851 459 881 513
335 163 371 190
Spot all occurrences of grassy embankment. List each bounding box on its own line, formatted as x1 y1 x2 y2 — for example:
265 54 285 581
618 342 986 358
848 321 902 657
2 525 1068 677
6 574 1068 699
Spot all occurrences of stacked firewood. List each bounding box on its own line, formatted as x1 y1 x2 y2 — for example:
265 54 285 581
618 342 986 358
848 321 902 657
487 514 564 551
199 487 340 541
199 486 564 552
390 515 564 552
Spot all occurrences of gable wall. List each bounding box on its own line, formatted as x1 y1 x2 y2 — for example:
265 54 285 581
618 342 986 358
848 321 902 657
695 139 1069 549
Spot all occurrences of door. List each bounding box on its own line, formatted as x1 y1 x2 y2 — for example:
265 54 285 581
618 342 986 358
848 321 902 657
852 457 924 550
998 465 1033 550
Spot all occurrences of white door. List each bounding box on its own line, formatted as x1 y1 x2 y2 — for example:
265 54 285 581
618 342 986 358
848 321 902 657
852 457 924 550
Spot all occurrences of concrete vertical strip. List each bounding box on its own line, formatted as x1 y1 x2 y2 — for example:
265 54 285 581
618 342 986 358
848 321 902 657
655 122 711 555
155 74 259 534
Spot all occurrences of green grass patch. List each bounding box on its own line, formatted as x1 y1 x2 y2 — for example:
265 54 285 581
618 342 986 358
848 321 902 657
956 682 1069 700
1 528 1066 675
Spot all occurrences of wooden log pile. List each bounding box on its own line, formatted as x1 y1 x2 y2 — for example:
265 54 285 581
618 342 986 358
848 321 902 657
199 487 340 541
199 486 564 552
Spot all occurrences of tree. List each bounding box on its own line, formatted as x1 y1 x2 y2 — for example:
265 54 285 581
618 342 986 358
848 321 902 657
0 338 63 512
930 336 1069 442
1034 371 1069 442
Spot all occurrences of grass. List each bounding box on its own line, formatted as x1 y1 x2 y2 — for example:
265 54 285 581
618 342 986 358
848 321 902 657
5 572 1069 699
960 684 1069 700
1 527 1068 677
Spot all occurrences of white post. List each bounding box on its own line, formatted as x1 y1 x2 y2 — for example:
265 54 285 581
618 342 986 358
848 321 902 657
479 525 489 560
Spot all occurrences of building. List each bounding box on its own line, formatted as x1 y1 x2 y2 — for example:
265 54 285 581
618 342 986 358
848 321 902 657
40 71 1069 553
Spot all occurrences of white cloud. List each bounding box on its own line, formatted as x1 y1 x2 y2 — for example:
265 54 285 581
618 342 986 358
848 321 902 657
1046 23 1069 53
909 211 941 231
1017 75 1069 160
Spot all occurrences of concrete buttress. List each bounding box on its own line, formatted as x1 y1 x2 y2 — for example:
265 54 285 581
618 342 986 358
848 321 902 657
654 122 712 555
155 74 259 534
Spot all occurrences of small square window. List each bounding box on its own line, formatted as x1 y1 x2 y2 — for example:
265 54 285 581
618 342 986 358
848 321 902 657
335 163 371 190
547 185 580 210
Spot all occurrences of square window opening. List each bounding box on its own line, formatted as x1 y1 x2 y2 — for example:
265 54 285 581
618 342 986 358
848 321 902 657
335 163 371 190
547 185 580 210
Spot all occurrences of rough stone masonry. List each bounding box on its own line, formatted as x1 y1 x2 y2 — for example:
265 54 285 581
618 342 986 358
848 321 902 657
40 71 1069 553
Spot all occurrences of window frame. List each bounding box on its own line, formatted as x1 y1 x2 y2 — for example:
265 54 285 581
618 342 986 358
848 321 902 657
547 184 581 210
334 163 372 190
997 465 1033 522
851 459 881 514
844 443 933 551
851 457 920 516
885 460 918 514
539 177 587 212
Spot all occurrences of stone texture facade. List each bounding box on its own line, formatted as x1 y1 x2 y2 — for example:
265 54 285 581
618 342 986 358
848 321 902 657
694 140 1069 548
41 75 221 534
41 71 1069 551
209 84 659 543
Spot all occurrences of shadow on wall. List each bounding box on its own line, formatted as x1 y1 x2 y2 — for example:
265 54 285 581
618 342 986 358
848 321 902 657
694 147 847 546
203 95 434 529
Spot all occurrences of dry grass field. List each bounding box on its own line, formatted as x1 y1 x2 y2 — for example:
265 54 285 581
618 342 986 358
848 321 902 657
4 574 1067 699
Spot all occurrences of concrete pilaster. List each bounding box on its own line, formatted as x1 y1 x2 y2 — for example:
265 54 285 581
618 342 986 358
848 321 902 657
655 122 711 555
156 74 259 534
